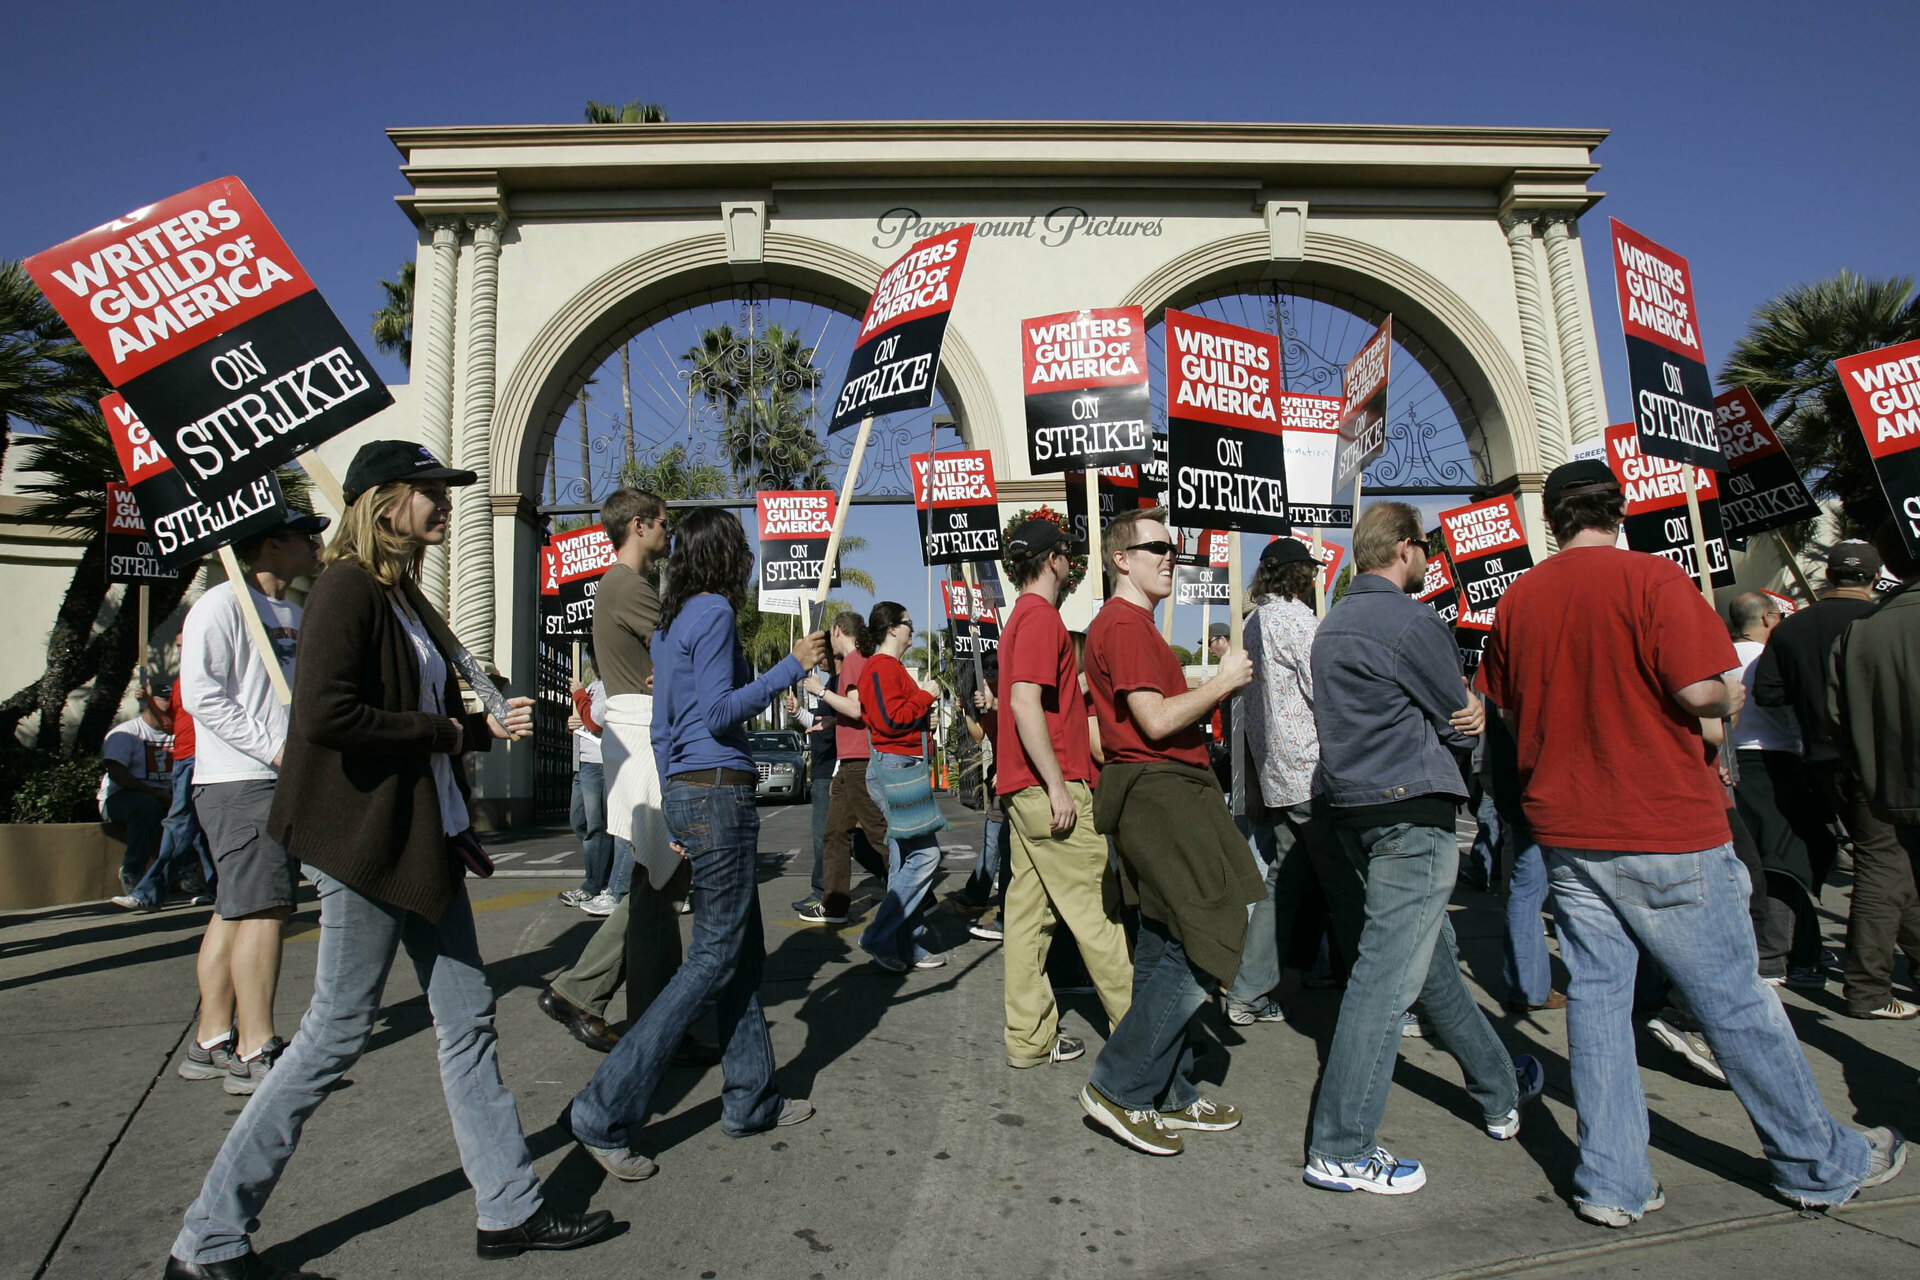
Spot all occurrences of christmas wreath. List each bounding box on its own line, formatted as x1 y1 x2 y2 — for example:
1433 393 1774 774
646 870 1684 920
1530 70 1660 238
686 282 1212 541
1002 504 1087 596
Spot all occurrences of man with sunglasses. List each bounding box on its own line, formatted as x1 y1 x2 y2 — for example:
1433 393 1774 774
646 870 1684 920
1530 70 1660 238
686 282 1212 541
996 518 1135 1071
1079 507 1260 1155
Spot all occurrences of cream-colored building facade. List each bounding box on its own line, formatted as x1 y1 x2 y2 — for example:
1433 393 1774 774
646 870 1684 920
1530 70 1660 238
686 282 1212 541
0 120 1809 819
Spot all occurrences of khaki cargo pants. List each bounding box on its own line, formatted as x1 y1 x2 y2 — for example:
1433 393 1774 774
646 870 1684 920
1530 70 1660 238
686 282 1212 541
1002 782 1134 1065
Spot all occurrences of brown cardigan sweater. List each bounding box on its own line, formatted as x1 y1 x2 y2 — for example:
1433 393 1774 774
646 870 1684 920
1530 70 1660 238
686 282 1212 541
267 561 492 921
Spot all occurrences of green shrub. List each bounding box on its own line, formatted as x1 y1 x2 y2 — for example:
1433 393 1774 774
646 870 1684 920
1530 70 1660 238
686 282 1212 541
9 753 104 824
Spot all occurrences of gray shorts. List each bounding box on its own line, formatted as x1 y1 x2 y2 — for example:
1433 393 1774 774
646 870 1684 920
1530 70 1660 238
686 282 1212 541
194 779 296 919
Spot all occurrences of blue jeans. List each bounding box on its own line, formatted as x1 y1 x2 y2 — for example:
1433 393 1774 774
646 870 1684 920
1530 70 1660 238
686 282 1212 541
1502 833 1553 1007
172 867 542 1263
571 760 613 895
1309 821 1518 1164
1227 806 1325 1009
963 813 1010 907
1465 789 1500 887
1544 842 1870 1213
570 779 780 1147
133 757 213 904
1088 914 1206 1111
858 752 943 964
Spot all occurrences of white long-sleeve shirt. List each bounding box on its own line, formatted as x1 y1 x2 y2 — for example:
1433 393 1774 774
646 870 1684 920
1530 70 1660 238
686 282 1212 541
179 580 301 784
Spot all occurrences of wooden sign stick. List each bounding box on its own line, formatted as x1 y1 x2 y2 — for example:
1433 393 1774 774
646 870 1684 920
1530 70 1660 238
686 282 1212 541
1311 527 1327 618
136 585 150 682
218 545 292 706
571 641 581 683
813 418 872 634
1681 465 1716 604
1772 529 1817 600
1199 601 1212 672
960 559 986 691
296 451 346 512
1228 532 1245 653
1084 467 1104 602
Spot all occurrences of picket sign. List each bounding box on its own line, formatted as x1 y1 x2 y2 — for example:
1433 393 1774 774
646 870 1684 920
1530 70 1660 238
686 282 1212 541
1227 533 1245 652
813 417 873 631
959 559 986 689
1311 528 1327 617
218 544 292 705
1083 467 1104 601
1773 529 1816 599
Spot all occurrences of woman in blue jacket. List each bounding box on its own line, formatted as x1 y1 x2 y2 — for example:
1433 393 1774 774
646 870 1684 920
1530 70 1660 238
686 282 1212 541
567 508 827 1181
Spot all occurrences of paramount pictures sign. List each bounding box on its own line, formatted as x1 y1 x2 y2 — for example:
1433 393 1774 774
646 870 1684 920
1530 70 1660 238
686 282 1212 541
873 206 1166 251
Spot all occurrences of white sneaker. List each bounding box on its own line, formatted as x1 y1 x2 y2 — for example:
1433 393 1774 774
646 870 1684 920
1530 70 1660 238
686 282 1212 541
557 888 591 907
1303 1147 1427 1195
581 891 618 917
1646 1014 1727 1084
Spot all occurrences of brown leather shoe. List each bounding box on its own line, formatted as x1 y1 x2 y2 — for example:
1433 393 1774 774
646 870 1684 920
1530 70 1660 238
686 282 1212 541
1504 990 1568 1013
539 987 620 1052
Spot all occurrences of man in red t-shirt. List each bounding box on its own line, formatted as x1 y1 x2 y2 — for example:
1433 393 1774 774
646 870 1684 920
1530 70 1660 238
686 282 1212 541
1078 506 1259 1155
996 517 1134 1070
1485 459 1905 1226
804 612 891 924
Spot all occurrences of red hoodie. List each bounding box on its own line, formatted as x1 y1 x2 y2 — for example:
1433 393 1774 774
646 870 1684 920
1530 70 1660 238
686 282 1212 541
859 652 936 756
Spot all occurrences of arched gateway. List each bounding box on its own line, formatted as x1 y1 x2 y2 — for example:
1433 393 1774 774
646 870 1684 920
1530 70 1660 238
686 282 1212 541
347 121 1608 822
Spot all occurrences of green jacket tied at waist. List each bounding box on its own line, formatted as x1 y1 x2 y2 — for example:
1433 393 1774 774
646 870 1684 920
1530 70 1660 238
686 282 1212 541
1093 759 1266 985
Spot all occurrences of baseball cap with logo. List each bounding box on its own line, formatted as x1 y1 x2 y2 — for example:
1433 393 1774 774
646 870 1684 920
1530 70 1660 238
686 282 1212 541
342 440 478 506
1825 539 1883 586
1005 517 1082 558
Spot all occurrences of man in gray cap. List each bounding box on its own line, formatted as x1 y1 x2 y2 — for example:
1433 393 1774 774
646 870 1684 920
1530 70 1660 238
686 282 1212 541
1486 460 1904 1227
1754 538 1920 1019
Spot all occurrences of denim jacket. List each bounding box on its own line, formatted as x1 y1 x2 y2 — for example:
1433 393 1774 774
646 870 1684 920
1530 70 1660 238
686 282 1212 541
1309 572 1472 808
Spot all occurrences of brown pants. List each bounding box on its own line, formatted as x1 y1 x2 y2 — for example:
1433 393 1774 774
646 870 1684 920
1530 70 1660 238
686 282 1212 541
821 759 890 919
1819 765 1920 1014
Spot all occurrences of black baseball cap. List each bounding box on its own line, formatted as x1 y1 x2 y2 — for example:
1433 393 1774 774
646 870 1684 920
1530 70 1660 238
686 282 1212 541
1259 536 1315 567
269 510 331 536
1543 459 1619 510
1207 621 1230 641
1006 517 1081 557
342 440 477 506
1826 539 1883 585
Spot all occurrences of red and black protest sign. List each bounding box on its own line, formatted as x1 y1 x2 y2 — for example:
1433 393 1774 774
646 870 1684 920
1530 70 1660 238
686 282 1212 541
1332 317 1393 494
1022 306 1153 473
910 450 1001 565
1834 337 1920 559
1138 431 1169 503
830 226 973 432
1604 422 1736 587
1610 220 1726 475
105 482 179 586
1416 543 1459 628
1438 495 1535 630
1712 386 1820 541
28 178 393 508
942 578 1000 660
539 545 565 640
1164 310 1288 534
1280 392 1352 528
1065 464 1150 547
757 490 839 599
102 393 287 569
547 525 617 639
1174 528 1232 606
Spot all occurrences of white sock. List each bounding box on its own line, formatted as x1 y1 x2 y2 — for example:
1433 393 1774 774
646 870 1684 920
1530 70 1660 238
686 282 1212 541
238 1045 264 1063
199 1033 231 1050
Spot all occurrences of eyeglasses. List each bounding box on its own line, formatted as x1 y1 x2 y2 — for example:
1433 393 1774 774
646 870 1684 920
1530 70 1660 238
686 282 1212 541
1125 540 1175 556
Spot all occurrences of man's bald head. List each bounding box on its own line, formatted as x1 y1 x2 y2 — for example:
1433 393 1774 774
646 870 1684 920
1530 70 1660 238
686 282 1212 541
1729 591 1781 639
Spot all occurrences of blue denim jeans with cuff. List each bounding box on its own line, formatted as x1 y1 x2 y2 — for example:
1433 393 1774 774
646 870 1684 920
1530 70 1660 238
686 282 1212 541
1503 835 1553 1007
858 752 944 964
570 778 781 1148
1087 914 1207 1112
1308 820 1518 1165
1544 841 1869 1216
172 867 543 1264
571 760 613 896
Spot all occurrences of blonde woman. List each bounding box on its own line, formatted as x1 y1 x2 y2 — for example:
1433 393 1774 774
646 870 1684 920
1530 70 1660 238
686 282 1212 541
167 442 616 1280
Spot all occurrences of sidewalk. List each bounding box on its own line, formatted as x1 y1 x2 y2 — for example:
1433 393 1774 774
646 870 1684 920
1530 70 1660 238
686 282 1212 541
3 799 1916 1279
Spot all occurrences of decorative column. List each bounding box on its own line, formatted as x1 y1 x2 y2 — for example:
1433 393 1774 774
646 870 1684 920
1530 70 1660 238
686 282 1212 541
1542 215 1603 444
1502 213 1569 473
451 214 502 666
416 215 462 610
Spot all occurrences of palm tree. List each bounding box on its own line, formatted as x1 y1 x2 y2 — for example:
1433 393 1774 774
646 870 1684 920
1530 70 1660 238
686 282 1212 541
617 445 728 502
1 258 106 474
584 98 670 124
370 261 414 369
1721 271 1920 534
682 321 829 492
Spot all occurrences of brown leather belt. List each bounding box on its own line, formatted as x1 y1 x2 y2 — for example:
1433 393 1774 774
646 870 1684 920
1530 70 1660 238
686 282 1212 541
676 766 756 787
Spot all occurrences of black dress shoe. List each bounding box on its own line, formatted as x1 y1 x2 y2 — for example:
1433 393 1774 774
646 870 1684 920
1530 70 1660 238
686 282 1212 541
476 1205 617 1260
539 987 620 1053
164 1252 335 1279
672 1035 723 1067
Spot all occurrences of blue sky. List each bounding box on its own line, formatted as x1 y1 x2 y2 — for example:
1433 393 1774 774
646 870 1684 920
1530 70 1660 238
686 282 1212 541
7 1 1915 650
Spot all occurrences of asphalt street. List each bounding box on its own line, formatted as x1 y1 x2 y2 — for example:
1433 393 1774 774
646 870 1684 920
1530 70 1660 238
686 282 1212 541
5 795 1918 1279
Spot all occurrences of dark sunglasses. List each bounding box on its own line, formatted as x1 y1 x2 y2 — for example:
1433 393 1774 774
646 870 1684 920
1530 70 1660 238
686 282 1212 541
1126 540 1176 556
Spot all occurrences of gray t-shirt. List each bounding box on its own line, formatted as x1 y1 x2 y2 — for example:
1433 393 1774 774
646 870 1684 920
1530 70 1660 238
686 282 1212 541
593 562 661 697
